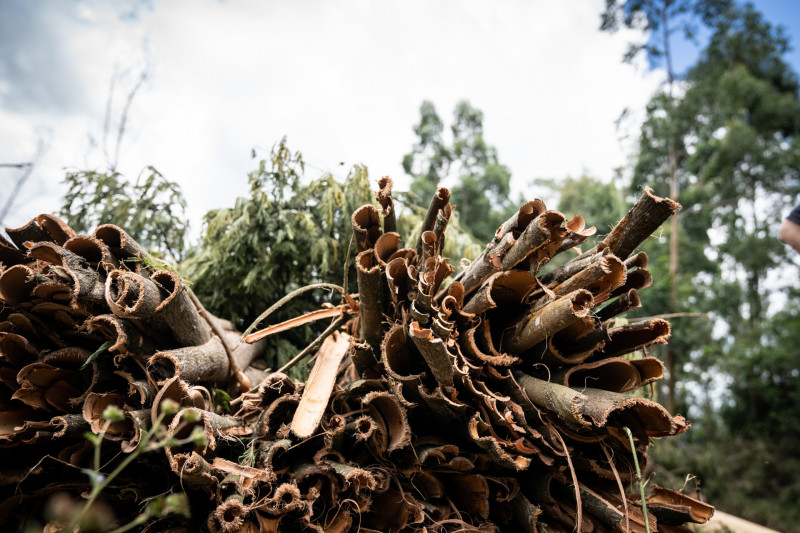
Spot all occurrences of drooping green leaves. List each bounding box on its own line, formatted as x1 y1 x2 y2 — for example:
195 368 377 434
61 166 189 262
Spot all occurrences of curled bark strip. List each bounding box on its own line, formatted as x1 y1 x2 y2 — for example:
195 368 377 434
420 231 437 266
321 459 378 492
599 186 680 260
16 359 90 411
208 496 249 533
34 214 75 245
415 187 451 256
467 414 532 470
463 321 520 367
552 254 626 303
385 256 414 309
514 372 592 431
149 336 230 385
64 236 118 271
363 391 411 452
632 356 665 386
495 199 547 241
93 223 155 271
431 203 451 255
49 413 91 439
0 236 30 266
453 232 516 298
0 264 49 305
105 269 164 319
375 176 397 233
174 451 216 486
165 408 248 471
555 214 597 253
599 318 671 359
609 268 653 298
502 211 566 270
151 375 194 426
373 232 400 266
356 249 384 354
644 485 714 524
351 204 382 252
151 269 213 347
463 270 536 315
291 332 351 438
625 251 649 270
596 289 641 322
502 289 593 354
381 324 426 384
28 242 106 308
120 409 150 453
532 328 605 367
409 321 454 388
5 218 51 249
558 357 648 393
350 337 380 378
0 332 40 367
82 392 130 436
85 314 157 356
263 482 305 516
580 387 686 437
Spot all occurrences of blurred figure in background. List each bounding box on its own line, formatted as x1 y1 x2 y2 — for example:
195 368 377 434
779 204 800 253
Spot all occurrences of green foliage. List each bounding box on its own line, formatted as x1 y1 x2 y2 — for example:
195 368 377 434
403 100 517 243
600 0 733 66
722 298 800 442
630 1 800 416
182 138 372 377
61 167 189 262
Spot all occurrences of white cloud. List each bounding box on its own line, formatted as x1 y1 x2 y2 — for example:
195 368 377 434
0 0 663 234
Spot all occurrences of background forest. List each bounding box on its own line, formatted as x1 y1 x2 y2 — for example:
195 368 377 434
3 1 800 531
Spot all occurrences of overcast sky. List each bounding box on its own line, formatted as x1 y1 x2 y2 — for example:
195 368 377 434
1 0 798 235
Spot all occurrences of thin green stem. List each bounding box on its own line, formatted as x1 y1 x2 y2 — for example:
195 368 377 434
108 513 148 533
65 412 168 532
623 426 651 533
94 420 112 472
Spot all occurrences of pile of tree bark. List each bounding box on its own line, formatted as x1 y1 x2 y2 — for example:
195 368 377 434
0 182 714 532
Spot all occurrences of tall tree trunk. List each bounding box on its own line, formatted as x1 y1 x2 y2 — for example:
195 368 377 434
663 0 680 416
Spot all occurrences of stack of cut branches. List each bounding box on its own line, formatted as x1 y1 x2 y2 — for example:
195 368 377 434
0 182 713 532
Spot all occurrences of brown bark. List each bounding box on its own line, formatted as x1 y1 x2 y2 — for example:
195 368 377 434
502 290 593 354
356 249 384 354
376 176 397 233
351 204 382 252
415 187 450 256
151 269 213 347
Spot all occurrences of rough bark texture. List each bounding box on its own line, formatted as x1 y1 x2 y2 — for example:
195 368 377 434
0 185 710 533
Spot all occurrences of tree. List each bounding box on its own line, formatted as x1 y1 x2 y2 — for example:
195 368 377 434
182 138 372 377
60 166 189 262
600 0 733 414
632 2 800 435
403 100 517 243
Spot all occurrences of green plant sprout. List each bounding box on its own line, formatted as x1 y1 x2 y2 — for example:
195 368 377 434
62 401 205 532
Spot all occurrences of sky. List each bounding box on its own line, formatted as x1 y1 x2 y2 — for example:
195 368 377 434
1 0 798 237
